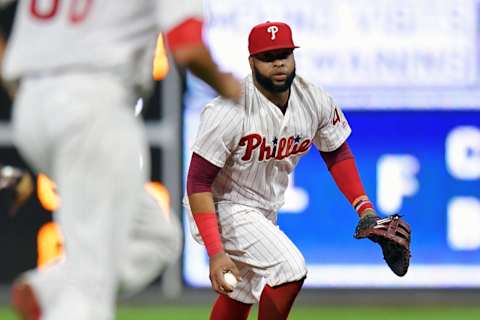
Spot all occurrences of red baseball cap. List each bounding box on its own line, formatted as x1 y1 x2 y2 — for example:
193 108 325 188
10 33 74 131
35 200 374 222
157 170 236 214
248 21 299 55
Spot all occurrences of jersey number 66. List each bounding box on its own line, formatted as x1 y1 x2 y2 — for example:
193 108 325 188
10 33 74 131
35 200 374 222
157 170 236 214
29 0 93 24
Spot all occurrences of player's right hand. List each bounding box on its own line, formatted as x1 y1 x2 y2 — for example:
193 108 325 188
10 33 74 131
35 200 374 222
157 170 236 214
209 251 241 294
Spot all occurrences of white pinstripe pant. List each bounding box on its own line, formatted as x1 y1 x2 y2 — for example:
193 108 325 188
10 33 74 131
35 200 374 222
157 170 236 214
216 203 307 304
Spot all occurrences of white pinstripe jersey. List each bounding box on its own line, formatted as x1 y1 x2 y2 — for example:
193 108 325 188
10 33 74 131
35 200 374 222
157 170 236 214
192 74 351 212
2 0 202 84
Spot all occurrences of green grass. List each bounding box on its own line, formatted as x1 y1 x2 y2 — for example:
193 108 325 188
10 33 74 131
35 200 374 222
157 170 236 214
1 305 479 319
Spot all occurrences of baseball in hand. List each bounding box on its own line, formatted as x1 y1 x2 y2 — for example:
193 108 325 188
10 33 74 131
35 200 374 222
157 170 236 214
223 271 238 289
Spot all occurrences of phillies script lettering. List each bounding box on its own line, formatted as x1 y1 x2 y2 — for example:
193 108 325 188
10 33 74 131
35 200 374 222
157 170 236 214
239 133 312 161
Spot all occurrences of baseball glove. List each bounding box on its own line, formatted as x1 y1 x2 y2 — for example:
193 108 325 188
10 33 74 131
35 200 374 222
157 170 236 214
0 165 33 217
354 213 411 277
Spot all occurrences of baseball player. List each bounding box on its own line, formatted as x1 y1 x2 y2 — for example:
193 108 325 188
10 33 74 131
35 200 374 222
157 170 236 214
0 1 241 319
186 21 381 320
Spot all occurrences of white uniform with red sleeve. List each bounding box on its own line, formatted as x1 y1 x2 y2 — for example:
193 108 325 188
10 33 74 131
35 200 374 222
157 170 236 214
188 74 351 303
2 0 202 85
2 1 201 319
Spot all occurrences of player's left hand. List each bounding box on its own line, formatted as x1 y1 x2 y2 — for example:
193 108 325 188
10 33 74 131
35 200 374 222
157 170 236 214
209 251 241 294
354 210 411 277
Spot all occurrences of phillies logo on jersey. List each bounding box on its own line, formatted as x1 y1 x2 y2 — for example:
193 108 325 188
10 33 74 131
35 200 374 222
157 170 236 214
239 133 312 161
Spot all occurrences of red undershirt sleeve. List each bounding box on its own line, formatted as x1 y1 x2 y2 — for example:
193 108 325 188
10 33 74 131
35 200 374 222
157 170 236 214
187 153 224 257
187 152 221 195
320 142 374 215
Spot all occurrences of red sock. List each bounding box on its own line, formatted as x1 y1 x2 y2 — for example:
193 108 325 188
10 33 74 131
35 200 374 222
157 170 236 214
258 279 305 320
210 294 252 320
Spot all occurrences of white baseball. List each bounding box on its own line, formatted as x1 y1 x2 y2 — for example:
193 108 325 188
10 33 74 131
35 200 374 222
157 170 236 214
223 271 238 288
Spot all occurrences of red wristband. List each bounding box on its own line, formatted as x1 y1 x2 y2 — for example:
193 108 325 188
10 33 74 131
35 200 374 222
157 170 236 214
193 212 224 257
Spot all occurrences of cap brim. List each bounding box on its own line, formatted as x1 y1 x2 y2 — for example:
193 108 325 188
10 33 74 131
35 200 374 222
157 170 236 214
250 45 299 56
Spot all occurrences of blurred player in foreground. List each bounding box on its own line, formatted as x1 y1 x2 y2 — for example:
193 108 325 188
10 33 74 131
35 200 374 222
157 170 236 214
186 21 410 320
0 0 241 319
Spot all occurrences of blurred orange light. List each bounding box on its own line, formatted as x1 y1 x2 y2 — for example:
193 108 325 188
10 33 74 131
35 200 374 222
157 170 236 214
145 181 171 220
37 174 60 212
37 222 64 268
152 33 169 80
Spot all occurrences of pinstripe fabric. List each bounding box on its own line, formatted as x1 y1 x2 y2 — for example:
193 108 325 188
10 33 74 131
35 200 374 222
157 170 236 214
217 203 307 304
188 74 351 303
191 74 351 212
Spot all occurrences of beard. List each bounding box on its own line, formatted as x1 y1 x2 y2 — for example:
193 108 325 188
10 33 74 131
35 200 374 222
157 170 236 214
253 65 296 93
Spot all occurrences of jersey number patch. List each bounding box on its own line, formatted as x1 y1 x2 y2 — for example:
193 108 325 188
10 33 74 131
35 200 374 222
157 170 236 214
30 0 93 23
332 108 341 125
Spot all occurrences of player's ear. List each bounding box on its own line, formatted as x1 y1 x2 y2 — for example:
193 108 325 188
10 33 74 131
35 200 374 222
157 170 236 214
248 57 254 71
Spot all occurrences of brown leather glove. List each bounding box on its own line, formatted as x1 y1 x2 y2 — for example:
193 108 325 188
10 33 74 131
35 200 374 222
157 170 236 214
355 213 411 277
